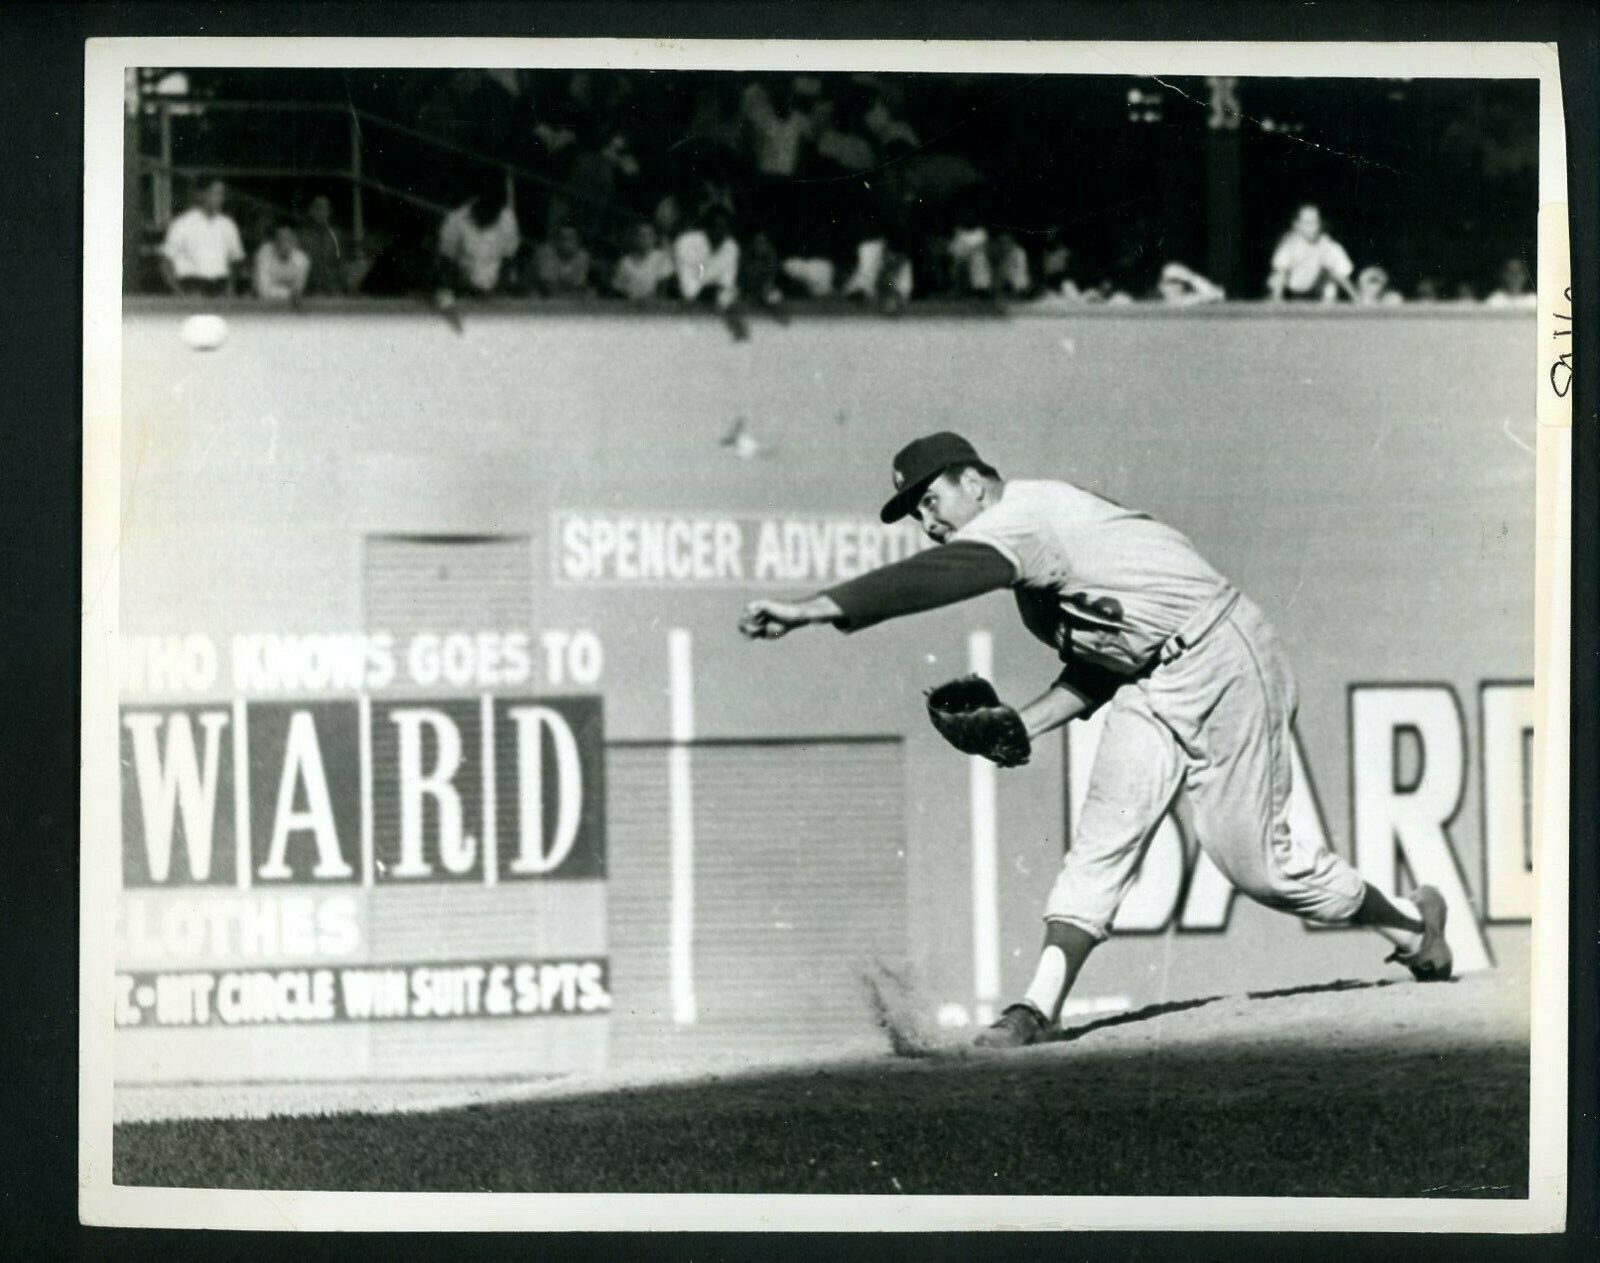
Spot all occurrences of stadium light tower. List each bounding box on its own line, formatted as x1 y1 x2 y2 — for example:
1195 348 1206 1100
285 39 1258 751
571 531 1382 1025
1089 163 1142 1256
1205 75 1244 295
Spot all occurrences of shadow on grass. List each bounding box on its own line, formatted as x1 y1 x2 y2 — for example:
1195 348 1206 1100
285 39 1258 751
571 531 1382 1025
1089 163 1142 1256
1049 994 1225 1044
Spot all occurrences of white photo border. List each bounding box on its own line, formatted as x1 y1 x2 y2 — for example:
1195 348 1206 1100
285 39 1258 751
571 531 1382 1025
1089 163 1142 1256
80 35 1571 1233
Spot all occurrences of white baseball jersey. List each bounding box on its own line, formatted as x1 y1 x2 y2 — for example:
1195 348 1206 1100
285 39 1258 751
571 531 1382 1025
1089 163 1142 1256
950 479 1232 673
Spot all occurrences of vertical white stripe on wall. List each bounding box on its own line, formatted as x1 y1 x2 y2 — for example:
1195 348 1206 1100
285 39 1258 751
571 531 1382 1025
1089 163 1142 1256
232 698 250 891
358 694 374 889
481 694 497 887
668 629 697 1025
968 630 1000 1018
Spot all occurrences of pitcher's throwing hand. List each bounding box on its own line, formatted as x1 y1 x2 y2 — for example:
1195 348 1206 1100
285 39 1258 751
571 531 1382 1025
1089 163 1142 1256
738 597 839 640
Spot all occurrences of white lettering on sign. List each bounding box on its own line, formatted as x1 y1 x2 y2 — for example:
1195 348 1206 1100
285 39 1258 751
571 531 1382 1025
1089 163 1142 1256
554 512 932 585
120 634 219 696
118 893 361 962
1351 686 1491 972
258 711 354 881
122 632 598 697
390 708 472 878
506 706 584 875
123 710 231 883
539 629 604 685
230 633 395 693
559 514 743 583
339 967 410 1019
405 632 535 688
214 969 338 1025
115 959 612 1026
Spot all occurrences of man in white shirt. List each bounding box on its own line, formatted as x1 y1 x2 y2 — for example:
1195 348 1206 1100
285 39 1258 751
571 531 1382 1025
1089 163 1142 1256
1267 204 1359 302
437 185 520 295
253 222 312 301
674 206 740 309
160 180 246 296
611 222 675 301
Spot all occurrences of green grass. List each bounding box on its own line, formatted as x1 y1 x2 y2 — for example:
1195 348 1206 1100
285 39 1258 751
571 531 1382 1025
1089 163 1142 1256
114 1041 1528 1197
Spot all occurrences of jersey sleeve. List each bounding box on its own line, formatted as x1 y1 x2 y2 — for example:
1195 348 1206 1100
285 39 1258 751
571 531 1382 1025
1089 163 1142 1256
822 540 1016 633
948 493 1040 576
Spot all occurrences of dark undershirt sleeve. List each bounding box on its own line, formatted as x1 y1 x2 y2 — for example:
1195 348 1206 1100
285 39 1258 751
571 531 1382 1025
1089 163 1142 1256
822 541 1017 632
1052 656 1130 717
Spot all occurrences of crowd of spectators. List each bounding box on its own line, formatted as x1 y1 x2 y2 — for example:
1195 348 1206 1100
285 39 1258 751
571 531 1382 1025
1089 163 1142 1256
154 70 1538 313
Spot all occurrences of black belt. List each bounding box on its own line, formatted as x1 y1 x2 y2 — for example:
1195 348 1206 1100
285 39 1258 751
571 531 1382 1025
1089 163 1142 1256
1157 589 1241 665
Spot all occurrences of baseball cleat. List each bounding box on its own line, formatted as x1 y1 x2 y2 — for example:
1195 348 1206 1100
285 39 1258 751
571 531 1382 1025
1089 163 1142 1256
973 1001 1050 1049
1386 885 1453 981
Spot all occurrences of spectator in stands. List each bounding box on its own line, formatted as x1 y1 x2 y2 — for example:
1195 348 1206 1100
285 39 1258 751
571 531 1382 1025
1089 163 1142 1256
1267 203 1359 302
437 179 520 296
988 231 1031 298
842 238 914 311
1156 260 1225 305
740 79 812 255
253 221 312 301
1413 275 1445 302
1038 229 1077 296
686 77 746 157
674 204 740 309
159 179 246 296
741 79 811 180
781 255 837 299
299 194 349 295
1355 264 1404 306
532 223 594 296
864 90 920 150
548 126 641 235
740 232 785 309
653 194 685 245
949 220 992 294
1486 256 1536 307
1084 276 1135 305
811 94 876 173
610 221 674 300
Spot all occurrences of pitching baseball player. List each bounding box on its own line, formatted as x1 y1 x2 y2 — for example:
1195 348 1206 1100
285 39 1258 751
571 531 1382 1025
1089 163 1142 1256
739 431 1453 1049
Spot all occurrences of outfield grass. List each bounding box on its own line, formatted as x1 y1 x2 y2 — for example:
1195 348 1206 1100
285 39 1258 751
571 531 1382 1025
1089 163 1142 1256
113 976 1529 1197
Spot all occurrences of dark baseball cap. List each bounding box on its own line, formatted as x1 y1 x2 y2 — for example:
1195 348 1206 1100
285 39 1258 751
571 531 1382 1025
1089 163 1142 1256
879 431 983 523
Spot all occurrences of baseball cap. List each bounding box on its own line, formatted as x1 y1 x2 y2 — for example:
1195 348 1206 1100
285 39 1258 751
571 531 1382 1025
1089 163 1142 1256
879 431 983 523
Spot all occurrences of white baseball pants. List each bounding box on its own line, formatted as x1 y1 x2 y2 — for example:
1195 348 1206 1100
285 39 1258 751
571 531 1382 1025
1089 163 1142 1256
1045 590 1366 939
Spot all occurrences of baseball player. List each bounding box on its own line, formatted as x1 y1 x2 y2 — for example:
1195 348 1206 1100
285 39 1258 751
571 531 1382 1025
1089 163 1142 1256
738 432 1453 1049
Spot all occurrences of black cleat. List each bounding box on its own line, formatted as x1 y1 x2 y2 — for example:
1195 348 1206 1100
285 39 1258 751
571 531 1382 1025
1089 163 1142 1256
973 1001 1049 1049
1386 885 1453 981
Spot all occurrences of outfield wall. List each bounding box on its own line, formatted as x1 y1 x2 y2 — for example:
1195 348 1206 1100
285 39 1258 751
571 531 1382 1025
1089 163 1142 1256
112 301 1537 1079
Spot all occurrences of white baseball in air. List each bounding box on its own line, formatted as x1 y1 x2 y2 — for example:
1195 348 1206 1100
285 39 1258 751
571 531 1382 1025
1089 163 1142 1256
180 313 229 351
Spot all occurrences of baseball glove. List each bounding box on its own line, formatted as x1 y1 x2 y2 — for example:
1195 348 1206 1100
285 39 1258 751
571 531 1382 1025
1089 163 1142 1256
926 675 1032 768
